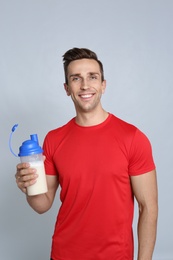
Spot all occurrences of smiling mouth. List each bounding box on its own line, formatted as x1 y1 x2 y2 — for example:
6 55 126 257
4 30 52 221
79 94 94 99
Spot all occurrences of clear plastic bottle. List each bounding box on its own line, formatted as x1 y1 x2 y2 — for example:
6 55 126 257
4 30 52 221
18 134 48 196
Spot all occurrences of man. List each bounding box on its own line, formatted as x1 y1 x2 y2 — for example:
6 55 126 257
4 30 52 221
15 48 158 260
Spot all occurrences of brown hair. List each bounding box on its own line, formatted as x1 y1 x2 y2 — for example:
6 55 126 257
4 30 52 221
62 47 104 84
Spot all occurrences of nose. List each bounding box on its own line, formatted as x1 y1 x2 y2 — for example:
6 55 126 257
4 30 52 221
80 78 89 90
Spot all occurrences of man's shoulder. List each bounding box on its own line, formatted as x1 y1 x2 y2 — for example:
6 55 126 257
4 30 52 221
45 118 75 138
110 114 137 132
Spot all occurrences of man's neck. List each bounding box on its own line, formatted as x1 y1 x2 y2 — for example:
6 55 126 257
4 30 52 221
75 109 109 127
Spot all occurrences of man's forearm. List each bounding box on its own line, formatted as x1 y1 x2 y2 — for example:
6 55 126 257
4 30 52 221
26 193 52 214
137 206 158 260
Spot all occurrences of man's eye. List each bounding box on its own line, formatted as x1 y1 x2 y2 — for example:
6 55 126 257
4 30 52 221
90 75 97 80
72 77 80 81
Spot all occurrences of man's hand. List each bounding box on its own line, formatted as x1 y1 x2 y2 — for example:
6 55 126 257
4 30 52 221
15 163 38 194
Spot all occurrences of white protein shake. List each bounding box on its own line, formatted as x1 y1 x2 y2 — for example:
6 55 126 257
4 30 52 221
27 161 48 196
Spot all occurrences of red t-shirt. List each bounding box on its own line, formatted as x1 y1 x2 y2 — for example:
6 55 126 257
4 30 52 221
43 114 155 260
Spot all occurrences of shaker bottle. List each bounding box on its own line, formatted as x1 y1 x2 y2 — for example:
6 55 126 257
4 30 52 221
18 134 48 196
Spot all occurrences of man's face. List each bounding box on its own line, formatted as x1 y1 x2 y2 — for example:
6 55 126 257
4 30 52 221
64 58 106 113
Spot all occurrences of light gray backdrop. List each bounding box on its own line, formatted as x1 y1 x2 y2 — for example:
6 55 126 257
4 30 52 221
0 0 172 259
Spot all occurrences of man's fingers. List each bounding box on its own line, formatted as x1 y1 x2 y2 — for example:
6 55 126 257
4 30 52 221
16 162 30 170
15 163 38 194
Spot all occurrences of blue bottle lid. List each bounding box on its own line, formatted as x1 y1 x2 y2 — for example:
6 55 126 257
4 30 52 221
18 134 43 157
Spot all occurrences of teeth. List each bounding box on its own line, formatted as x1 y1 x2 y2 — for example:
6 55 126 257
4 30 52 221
80 94 93 98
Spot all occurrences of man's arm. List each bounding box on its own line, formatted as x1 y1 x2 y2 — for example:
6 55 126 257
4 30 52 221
15 163 59 214
130 170 158 260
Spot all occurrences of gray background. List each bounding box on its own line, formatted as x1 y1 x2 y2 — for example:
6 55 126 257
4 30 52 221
0 0 172 259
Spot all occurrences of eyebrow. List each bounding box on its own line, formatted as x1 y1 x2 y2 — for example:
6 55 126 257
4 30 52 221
69 73 81 78
69 72 100 78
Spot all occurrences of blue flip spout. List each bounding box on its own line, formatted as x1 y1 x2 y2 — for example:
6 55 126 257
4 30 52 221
30 134 39 145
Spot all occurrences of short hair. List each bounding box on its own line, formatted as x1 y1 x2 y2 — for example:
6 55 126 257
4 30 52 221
62 47 104 84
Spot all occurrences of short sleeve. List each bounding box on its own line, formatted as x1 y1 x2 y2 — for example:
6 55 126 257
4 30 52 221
128 129 155 176
43 133 58 176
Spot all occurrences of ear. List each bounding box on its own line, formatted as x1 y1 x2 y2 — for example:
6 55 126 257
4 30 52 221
102 80 106 94
64 83 71 96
